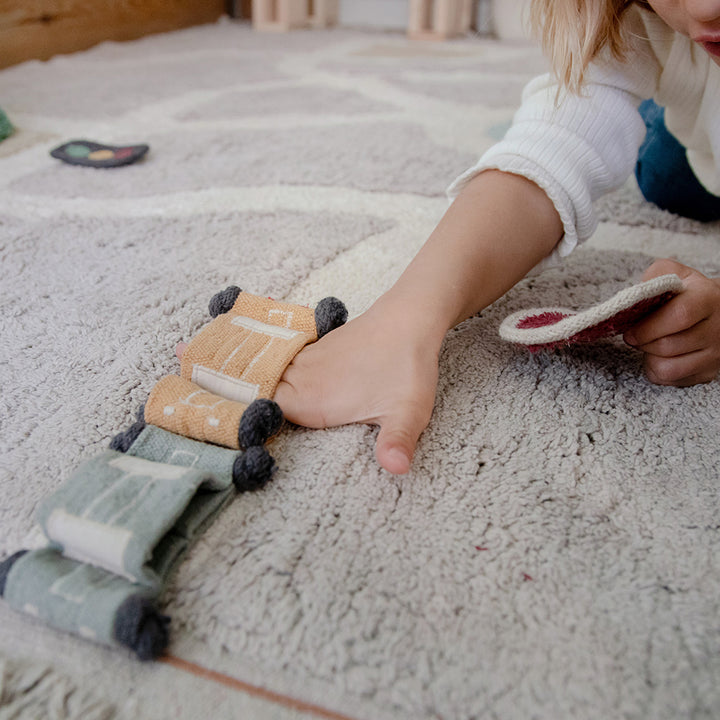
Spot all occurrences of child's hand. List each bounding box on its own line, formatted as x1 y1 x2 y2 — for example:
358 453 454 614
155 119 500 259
175 297 441 474
275 298 442 475
623 259 720 386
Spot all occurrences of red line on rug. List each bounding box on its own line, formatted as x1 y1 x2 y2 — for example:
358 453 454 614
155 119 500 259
161 655 361 720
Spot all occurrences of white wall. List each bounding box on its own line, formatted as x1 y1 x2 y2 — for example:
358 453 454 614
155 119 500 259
338 0 493 33
338 0 409 31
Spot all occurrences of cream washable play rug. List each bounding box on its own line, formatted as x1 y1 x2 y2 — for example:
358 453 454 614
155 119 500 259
1 20 719 720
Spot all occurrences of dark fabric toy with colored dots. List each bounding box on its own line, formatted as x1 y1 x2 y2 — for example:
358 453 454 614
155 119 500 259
50 140 149 168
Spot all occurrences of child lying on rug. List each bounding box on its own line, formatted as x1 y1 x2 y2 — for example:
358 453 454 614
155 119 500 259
207 0 720 475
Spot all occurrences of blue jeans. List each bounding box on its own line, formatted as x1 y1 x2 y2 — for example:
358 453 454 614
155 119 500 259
634 99 720 222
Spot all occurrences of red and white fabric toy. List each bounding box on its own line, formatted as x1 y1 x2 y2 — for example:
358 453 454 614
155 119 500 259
499 274 683 352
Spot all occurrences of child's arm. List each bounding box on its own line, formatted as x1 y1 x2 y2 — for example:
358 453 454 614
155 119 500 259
274 169 564 474
624 259 720 386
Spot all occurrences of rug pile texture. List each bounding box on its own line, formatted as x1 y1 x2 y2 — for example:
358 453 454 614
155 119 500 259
0 20 719 720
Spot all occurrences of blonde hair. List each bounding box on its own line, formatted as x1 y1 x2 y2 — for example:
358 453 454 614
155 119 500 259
530 0 643 93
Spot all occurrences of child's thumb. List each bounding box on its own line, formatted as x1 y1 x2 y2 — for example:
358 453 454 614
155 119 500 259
641 258 692 283
375 411 427 475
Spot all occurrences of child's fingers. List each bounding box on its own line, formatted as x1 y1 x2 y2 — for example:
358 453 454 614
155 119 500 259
627 258 696 344
375 434 413 476
644 347 720 386
640 257 693 283
375 404 430 475
273 372 327 429
627 318 711 358
176 342 188 360
624 283 712 347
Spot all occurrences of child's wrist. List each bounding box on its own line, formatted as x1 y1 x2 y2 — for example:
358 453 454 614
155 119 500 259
369 287 453 350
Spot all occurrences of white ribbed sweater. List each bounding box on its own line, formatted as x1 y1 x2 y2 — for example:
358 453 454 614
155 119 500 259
448 7 720 268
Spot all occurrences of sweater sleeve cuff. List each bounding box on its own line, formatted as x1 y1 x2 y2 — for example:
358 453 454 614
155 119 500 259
446 153 596 271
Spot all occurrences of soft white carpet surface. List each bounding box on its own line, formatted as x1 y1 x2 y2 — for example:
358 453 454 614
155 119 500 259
1 20 719 720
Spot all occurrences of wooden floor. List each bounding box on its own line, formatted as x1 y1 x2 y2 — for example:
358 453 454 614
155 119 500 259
0 0 232 69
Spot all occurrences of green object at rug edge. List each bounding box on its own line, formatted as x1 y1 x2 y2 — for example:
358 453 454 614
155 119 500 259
0 108 14 142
